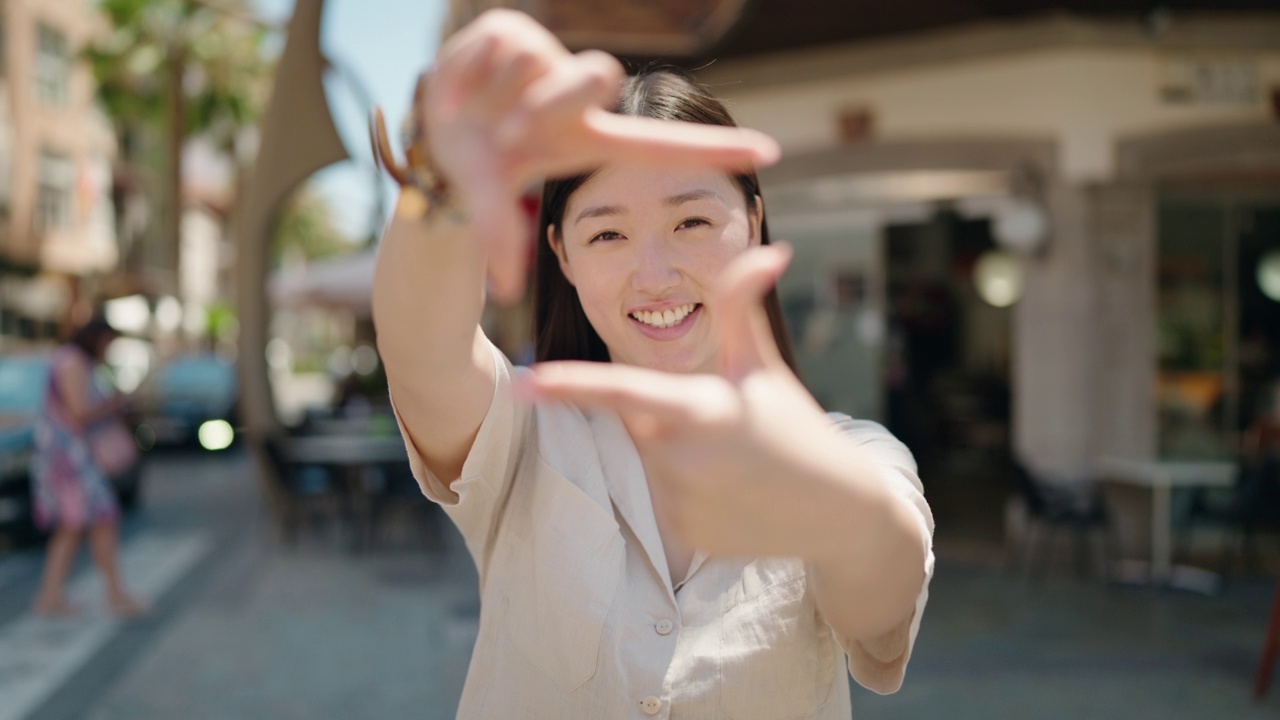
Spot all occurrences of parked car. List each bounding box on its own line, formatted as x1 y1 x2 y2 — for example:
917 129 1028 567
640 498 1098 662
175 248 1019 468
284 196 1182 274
135 353 237 450
0 353 145 545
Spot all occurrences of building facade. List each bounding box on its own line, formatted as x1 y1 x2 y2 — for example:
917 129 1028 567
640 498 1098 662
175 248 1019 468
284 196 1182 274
700 14 1280 477
0 0 116 345
442 2 1280 551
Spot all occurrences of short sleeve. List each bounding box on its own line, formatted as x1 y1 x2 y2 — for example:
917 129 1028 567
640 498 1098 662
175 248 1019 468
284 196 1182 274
390 340 531 584
826 415 935 695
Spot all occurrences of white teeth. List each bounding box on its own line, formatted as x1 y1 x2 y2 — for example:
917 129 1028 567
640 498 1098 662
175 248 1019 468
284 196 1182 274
631 304 696 329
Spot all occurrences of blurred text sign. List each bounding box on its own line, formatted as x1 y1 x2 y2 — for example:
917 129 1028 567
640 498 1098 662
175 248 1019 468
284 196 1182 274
1160 54 1261 106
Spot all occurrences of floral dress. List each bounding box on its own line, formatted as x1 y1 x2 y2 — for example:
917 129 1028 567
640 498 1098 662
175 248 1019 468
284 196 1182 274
30 345 120 530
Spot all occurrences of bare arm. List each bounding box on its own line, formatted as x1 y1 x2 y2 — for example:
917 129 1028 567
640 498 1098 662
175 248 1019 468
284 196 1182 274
374 9 779 487
55 357 125 430
373 197 495 486
524 247 930 694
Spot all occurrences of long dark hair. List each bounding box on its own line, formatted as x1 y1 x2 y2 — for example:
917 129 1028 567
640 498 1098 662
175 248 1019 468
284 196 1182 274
69 314 118 363
534 68 797 373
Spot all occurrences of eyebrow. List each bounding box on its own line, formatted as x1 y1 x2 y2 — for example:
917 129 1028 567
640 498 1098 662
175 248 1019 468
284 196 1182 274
573 189 723 226
664 189 721 206
573 204 624 225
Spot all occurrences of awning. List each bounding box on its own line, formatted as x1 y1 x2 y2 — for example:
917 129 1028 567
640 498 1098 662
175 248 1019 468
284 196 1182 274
268 248 375 316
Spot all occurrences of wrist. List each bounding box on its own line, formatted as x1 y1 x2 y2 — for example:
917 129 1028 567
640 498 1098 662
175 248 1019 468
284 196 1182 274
395 187 466 227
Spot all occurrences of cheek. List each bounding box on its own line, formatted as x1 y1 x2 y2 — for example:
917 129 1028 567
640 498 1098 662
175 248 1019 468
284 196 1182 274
566 255 627 323
689 225 754 278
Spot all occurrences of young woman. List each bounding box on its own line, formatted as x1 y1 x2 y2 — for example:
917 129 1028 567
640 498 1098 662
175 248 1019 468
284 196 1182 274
31 316 147 618
374 10 933 718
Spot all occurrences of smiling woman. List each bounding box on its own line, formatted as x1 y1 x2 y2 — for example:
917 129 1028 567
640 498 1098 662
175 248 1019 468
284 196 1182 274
535 71 796 375
371 9 933 719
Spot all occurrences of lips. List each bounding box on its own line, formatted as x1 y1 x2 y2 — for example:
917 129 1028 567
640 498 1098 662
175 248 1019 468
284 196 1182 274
629 303 699 329
627 303 702 341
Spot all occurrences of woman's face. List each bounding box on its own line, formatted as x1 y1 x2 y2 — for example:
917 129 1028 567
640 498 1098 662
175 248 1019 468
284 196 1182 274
551 164 761 374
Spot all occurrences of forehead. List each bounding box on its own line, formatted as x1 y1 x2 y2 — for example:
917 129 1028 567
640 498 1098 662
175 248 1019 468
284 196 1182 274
567 164 743 213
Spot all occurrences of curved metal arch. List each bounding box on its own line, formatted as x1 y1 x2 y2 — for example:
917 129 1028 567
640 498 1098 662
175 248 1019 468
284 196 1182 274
233 0 349 438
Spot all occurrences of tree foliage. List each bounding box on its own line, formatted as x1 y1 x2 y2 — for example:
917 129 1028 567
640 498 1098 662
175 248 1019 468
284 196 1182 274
86 0 274 151
273 187 353 268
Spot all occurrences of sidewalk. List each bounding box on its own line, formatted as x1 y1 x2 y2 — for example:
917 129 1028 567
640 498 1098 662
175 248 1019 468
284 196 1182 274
1 447 1277 719
82 460 480 720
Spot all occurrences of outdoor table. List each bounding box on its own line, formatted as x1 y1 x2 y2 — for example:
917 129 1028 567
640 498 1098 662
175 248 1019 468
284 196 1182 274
303 415 397 437
1096 457 1237 592
278 435 410 550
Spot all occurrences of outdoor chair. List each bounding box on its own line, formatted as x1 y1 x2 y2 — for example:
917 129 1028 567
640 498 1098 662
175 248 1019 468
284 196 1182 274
1179 455 1280 577
259 434 354 548
1011 460 1111 585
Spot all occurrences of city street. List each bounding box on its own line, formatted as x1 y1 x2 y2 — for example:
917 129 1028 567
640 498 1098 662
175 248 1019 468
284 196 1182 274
1 449 1278 720
0 449 478 720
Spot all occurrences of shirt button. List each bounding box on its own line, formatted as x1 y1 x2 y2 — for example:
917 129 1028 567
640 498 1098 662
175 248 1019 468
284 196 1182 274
640 696 662 715
654 619 674 636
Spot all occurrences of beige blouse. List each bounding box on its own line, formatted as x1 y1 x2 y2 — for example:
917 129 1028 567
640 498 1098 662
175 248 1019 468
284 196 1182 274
393 342 935 719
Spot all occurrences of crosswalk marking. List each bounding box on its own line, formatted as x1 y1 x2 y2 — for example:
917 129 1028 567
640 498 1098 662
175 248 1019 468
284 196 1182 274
0 532 211 720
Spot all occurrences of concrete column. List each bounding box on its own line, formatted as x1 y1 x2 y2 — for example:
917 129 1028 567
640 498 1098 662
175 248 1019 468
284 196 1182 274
1013 182 1099 484
1089 183 1157 462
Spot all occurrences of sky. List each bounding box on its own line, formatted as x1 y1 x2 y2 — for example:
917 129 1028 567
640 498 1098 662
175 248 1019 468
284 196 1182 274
251 0 449 243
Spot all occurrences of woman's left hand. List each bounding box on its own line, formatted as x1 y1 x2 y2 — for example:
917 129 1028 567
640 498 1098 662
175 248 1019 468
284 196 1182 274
522 244 876 559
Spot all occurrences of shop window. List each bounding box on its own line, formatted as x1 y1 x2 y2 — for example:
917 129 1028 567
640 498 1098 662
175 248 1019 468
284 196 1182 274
35 23 69 106
1157 201 1280 459
36 151 73 232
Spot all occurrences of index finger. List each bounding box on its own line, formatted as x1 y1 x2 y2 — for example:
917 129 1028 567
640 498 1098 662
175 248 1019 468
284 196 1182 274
584 110 781 172
520 361 695 425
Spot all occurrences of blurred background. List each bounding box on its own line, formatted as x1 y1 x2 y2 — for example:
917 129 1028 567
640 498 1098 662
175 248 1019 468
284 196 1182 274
1 1 1279 718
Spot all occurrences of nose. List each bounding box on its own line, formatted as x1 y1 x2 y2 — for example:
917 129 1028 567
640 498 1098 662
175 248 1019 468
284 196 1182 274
630 235 681 295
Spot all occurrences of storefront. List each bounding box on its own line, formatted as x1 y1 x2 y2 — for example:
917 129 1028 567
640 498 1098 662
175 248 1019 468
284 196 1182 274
699 14 1280 547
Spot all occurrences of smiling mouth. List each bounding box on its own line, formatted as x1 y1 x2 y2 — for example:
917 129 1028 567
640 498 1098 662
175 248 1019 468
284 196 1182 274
629 303 701 329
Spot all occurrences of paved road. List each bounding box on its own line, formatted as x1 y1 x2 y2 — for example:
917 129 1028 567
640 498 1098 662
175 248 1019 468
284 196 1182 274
0 448 479 720
2 448 1278 720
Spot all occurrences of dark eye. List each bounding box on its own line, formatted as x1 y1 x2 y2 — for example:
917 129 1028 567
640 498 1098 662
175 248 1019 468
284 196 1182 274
590 230 624 243
677 217 710 231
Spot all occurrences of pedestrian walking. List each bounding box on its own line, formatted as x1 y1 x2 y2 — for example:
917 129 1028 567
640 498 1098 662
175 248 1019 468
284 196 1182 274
30 315 147 618
372 11 933 717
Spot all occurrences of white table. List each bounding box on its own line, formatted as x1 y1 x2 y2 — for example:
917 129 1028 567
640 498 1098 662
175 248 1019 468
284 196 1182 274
278 435 410 550
1096 457 1237 589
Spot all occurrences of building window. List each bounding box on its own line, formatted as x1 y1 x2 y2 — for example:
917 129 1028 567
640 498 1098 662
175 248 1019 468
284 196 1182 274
35 23 70 105
1156 201 1280 459
36 151 74 232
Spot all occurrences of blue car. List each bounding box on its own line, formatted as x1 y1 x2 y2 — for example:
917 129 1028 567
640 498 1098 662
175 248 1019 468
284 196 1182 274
0 354 145 545
135 354 237 450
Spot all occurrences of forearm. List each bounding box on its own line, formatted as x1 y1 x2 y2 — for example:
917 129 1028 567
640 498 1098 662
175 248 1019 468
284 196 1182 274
373 191 488 377
373 191 500 483
86 397 125 426
65 398 119 431
801 444 927 652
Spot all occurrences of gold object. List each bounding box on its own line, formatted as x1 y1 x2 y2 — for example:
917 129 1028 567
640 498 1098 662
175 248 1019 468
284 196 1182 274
369 71 453 218
394 186 431 220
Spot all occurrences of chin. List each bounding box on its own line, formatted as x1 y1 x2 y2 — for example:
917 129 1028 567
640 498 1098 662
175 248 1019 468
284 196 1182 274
635 346 708 375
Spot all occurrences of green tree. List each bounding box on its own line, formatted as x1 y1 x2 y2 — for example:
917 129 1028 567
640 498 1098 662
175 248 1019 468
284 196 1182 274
272 187 353 268
86 0 274 288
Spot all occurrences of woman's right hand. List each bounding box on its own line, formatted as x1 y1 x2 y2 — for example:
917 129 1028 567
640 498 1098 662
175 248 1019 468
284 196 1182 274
425 9 781 301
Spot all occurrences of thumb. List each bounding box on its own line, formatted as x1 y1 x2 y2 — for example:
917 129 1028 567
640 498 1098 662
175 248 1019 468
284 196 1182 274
712 243 792 382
